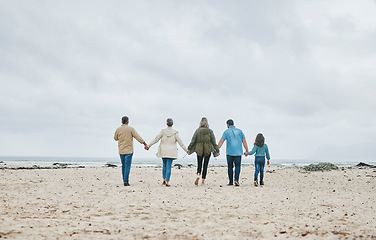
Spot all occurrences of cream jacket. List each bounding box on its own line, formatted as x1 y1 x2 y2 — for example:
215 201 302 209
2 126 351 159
148 127 188 159
114 124 145 154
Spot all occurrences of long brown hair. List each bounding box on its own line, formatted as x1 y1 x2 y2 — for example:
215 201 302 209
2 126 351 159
254 133 265 147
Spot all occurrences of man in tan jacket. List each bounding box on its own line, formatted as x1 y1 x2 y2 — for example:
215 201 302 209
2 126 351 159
114 116 147 186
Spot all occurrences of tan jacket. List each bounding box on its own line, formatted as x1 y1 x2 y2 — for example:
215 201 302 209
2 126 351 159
114 124 145 154
148 127 188 159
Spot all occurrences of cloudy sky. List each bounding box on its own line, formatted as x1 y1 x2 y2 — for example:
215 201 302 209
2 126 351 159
1 1 376 162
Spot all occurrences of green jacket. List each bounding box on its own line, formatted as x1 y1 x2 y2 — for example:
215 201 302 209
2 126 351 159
188 127 219 157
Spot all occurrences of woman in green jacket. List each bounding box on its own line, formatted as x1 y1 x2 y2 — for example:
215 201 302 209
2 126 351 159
188 117 219 185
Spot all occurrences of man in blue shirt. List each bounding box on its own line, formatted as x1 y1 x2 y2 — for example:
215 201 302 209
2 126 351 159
218 119 249 186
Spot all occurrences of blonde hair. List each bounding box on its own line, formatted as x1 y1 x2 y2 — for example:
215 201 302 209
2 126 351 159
199 117 209 128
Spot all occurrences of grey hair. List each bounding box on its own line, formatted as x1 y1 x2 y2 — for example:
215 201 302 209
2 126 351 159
166 118 173 126
199 117 209 128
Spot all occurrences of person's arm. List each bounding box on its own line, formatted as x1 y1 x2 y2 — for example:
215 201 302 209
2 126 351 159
242 138 249 153
148 130 163 149
216 139 225 157
248 145 257 156
114 130 119 141
187 129 198 154
265 144 270 161
218 139 225 149
210 130 219 153
175 132 188 153
217 131 226 156
132 128 147 147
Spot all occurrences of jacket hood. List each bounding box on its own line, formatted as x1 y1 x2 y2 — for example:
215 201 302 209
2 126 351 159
164 127 178 137
198 127 212 134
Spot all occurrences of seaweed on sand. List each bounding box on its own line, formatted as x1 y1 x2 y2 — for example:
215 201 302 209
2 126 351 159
303 162 339 171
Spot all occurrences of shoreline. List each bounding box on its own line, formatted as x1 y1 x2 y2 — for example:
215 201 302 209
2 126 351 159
1 160 374 170
1 156 376 168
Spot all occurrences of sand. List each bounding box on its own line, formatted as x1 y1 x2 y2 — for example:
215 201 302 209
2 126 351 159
1 164 375 239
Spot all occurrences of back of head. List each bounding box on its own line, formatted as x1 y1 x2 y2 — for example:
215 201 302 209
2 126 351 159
199 117 209 128
255 133 265 147
122 116 129 124
226 119 234 126
166 118 174 127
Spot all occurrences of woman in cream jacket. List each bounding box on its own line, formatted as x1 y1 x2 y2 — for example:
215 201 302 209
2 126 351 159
147 118 188 187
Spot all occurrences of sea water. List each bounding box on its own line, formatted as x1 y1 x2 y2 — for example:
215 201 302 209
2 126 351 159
0 156 374 167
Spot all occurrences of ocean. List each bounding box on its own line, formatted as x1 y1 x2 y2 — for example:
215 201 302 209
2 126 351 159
0 156 375 167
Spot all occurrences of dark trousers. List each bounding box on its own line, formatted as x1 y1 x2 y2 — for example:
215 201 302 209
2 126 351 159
226 155 241 184
197 154 211 179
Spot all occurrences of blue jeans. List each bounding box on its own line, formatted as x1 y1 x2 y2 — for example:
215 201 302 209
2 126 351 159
254 156 265 182
119 153 133 183
162 158 174 181
226 155 241 184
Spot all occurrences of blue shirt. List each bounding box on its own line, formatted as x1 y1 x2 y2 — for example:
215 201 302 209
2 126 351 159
248 144 270 160
221 126 245 156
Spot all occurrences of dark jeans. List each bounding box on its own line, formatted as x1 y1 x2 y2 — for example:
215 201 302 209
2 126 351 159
226 155 241 184
254 156 265 182
197 154 211 179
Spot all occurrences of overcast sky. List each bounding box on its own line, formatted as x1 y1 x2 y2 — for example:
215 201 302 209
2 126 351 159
1 1 376 162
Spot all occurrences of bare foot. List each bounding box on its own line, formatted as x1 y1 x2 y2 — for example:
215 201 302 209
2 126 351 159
194 177 199 186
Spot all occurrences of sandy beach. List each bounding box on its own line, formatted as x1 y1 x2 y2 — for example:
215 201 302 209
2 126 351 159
1 164 375 239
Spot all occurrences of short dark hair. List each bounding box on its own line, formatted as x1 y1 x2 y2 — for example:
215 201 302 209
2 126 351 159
255 133 265 147
226 119 234 126
122 116 129 124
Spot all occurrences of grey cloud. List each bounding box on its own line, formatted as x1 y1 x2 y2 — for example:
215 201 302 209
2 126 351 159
1 1 376 160
328 16 356 34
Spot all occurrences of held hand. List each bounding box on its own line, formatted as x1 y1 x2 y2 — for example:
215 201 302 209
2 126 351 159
216 152 220 157
244 152 248 156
